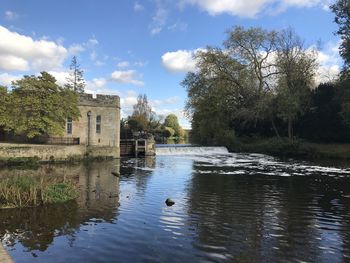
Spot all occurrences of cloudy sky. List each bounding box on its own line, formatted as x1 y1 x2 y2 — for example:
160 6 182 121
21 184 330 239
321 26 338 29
0 0 341 128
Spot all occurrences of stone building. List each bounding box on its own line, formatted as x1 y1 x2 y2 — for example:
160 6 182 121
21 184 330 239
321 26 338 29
0 93 121 162
66 93 121 157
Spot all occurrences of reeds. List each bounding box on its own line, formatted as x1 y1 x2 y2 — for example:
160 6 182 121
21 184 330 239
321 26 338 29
0 176 79 208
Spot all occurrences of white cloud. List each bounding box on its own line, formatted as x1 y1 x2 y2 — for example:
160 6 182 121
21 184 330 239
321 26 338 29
161 49 202 73
0 25 67 72
0 73 21 86
48 71 70 86
0 55 28 71
121 96 138 108
95 60 105 67
179 0 330 18
168 21 188 32
117 61 131 69
151 96 180 107
315 42 342 83
134 2 144 12
91 78 107 88
86 38 99 48
118 90 139 117
90 50 97 61
150 5 168 35
111 70 144 86
85 78 112 94
68 44 85 55
4 11 18 20
134 61 148 67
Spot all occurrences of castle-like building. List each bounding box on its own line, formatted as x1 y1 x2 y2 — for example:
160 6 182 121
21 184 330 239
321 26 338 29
66 94 120 148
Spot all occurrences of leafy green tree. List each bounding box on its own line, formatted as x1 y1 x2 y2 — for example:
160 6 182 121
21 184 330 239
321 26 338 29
330 1 350 126
164 114 183 137
275 28 318 140
224 26 279 93
164 127 175 138
65 56 85 93
10 72 80 138
183 26 321 145
128 94 154 132
224 27 282 135
0 86 11 131
331 0 350 75
297 83 350 142
183 45 271 144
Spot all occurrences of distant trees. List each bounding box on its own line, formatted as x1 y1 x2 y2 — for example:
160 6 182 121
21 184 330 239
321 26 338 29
122 94 185 142
0 72 80 139
128 94 154 132
164 114 184 138
65 56 86 93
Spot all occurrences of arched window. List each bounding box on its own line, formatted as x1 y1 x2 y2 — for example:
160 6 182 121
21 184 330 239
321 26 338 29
96 115 101 133
67 118 72 134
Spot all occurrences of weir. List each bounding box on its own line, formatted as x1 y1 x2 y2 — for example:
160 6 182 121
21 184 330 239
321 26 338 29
155 145 229 155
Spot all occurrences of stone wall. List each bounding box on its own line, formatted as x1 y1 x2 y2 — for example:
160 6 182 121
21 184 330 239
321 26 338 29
0 143 119 162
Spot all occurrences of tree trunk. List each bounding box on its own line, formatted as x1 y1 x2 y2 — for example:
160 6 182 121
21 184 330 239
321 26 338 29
288 117 293 141
271 116 280 138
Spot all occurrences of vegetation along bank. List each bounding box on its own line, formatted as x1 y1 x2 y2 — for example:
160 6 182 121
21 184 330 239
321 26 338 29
182 2 350 160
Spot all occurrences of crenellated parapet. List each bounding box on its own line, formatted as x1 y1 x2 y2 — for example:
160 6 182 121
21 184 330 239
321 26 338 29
79 93 120 108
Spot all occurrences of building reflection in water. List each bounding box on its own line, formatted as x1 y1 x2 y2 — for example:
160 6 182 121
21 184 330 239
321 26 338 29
0 160 120 252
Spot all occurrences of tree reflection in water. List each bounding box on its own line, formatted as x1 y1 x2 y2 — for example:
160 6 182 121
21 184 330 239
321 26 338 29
186 162 350 262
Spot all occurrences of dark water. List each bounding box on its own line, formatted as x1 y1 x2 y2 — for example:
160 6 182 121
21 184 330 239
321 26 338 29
1 151 350 262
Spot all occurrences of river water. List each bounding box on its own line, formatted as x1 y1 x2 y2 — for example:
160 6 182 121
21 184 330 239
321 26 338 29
1 147 350 262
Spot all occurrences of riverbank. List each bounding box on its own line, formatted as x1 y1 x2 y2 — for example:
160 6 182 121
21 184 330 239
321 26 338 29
229 137 350 161
0 244 13 263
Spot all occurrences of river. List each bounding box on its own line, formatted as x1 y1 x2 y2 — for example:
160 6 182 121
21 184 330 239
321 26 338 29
1 147 350 262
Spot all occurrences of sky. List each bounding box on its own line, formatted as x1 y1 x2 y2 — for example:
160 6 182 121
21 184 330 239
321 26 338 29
0 0 342 128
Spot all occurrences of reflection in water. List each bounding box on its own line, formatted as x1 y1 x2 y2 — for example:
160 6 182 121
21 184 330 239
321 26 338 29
1 154 350 262
187 154 350 262
0 160 120 252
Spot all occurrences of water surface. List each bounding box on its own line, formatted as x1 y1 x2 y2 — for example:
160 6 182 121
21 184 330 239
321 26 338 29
1 150 350 262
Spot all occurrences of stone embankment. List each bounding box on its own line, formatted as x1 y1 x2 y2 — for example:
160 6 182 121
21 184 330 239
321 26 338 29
0 143 120 163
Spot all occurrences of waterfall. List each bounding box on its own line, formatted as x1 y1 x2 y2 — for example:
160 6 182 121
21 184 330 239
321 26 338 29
155 145 229 155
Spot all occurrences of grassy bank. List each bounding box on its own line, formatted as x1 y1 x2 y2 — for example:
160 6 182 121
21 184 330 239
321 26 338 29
228 137 350 160
0 176 79 208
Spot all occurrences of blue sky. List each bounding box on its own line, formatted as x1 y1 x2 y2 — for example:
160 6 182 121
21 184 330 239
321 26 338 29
0 0 341 128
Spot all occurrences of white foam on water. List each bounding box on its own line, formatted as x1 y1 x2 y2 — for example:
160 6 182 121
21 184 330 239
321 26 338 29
156 146 350 177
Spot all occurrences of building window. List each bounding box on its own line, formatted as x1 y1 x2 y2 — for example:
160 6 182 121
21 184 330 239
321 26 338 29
67 118 72 134
96 115 101 134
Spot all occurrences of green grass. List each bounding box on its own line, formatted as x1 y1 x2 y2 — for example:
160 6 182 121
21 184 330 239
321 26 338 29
44 183 79 204
0 176 79 208
229 137 350 160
